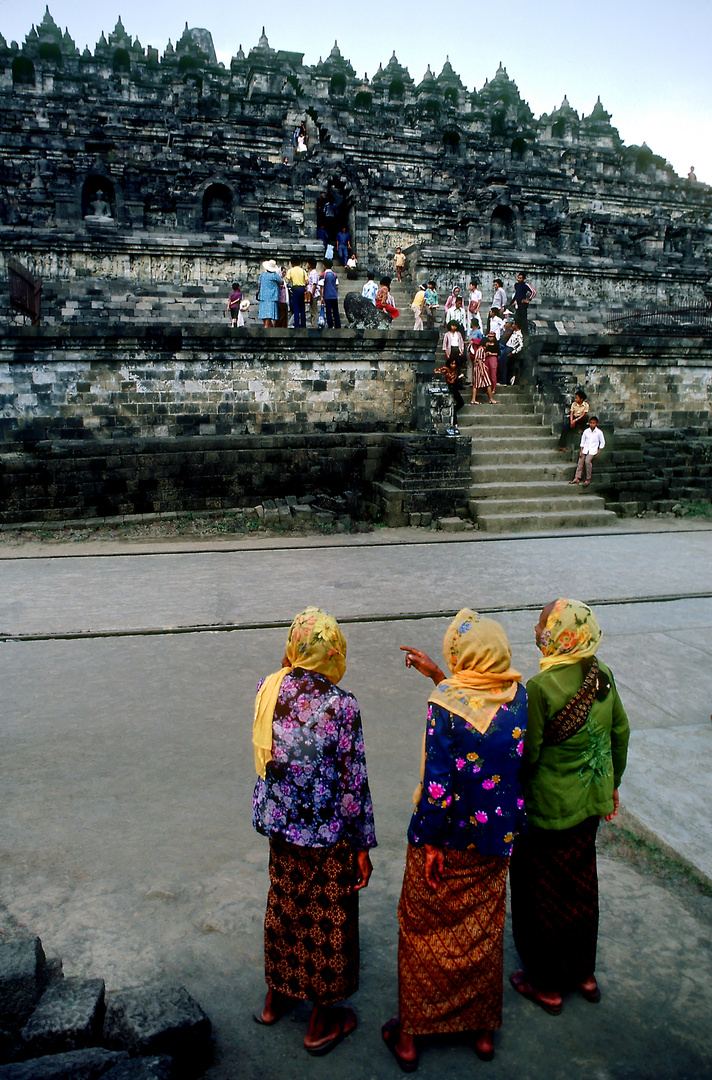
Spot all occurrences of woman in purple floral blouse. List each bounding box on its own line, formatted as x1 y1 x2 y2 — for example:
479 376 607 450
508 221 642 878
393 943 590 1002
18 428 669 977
252 607 376 1057
382 609 527 1070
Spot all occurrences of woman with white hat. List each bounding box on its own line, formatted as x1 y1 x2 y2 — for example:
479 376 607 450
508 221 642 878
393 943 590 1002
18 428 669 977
257 260 284 327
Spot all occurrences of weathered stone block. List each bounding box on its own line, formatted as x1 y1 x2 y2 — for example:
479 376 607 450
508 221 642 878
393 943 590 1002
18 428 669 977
102 1057 172 1080
103 987 210 1073
0 939 47 1028
0 1047 127 1080
438 516 467 532
21 978 105 1056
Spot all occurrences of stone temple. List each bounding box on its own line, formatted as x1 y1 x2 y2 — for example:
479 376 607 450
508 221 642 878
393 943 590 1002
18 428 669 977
0 10 710 529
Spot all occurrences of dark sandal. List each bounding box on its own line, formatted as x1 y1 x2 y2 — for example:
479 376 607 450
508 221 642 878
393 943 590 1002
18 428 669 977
382 1018 418 1072
304 1007 357 1057
509 971 563 1016
580 982 601 1003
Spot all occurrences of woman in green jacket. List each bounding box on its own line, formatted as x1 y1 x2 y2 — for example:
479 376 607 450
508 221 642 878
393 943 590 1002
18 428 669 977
509 599 630 1015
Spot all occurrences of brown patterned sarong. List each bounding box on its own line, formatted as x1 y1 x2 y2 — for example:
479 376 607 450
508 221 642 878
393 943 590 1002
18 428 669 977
509 816 599 992
398 844 509 1035
264 837 359 1005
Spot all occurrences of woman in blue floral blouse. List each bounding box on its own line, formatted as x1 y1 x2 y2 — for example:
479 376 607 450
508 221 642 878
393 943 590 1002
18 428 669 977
252 607 376 1057
382 609 527 1070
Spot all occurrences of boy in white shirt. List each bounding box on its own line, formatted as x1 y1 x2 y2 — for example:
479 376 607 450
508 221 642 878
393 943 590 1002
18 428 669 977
570 416 605 486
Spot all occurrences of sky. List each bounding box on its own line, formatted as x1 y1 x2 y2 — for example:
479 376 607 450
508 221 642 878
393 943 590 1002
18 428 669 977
2 0 711 184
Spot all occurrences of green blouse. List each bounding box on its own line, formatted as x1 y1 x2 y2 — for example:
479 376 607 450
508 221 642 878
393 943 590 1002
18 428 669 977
521 659 630 830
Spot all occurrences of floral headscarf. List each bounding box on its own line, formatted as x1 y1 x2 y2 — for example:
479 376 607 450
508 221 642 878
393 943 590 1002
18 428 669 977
538 598 602 672
252 607 347 778
428 609 522 733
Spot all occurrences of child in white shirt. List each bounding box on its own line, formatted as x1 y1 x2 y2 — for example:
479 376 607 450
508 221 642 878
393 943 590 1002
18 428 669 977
571 417 605 486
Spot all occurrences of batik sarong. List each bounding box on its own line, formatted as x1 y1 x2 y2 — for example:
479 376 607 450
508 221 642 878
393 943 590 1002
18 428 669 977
509 815 599 991
264 836 359 1005
398 843 509 1035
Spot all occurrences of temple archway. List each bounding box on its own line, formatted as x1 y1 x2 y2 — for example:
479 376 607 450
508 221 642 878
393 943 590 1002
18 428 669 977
12 56 35 86
202 183 233 227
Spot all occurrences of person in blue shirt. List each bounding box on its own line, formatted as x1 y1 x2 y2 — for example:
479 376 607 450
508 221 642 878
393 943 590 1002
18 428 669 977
383 610 527 1069
319 260 341 328
336 226 351 266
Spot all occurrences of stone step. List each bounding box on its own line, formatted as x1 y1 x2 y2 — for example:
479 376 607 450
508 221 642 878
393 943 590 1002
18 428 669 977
467 431 554 448
470 493 609 515
473 507 619 533
469 449 566 465
470 461 574 483
469 480 585 499
459 413 545 428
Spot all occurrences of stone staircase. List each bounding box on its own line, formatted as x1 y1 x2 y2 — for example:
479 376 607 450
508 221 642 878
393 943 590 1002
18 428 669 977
459 385 619 532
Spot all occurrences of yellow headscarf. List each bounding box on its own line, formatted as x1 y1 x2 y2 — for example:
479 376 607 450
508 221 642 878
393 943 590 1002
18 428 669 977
538 598 602 671
252 607 347 779
415 609 521 803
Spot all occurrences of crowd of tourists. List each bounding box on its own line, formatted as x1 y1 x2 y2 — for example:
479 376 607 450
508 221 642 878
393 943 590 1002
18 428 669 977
251 603 629 1065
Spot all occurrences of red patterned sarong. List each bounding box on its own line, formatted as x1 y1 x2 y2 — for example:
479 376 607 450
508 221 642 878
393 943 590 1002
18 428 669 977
398 843 509 1035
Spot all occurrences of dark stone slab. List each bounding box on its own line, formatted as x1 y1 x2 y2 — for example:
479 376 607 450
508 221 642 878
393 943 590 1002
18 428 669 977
102 1057 172 1080
103 988 210 1074
0 939 47 1028
343 292 392 329
0 1047 126 1080
22 979 105 1056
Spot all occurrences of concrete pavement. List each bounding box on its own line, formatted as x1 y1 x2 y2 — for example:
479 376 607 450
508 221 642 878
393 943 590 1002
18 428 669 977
1 527 711 1078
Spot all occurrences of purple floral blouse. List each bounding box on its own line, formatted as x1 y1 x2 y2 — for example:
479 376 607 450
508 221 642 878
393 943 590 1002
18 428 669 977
252 669 377 850
408 683 528 857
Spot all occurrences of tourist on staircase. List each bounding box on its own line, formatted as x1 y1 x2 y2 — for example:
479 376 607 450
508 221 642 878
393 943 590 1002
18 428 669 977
424 281 438 329
491 278 507 316
435 320 466 434
512 271 536 332
558 390 589 450
570 416 605 487
393 246 406 282
376 277 400 319
411 284 426 330
319 260 341 328
257 260 284 327
467 280 483 333
484 332 500 395
468 336 497 404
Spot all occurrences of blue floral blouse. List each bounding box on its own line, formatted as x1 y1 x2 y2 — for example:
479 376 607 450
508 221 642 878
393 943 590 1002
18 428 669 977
252 669 377 850
408 683 528 857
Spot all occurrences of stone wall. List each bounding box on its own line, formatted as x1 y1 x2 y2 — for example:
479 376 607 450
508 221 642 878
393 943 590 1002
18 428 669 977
0 326 438 444
526 334 711 430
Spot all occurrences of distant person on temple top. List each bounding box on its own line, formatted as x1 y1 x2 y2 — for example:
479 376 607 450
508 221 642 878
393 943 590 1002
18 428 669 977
570 416 605 487
484 331 500 394
488 308 505 340
376 277 400 319
444 285 462 322
362 271 378 305
293 122 308 155
492 278 507 315
411 284 426 330
226 281 243 327
468 334 497 405
337 226 352 266
688 166 697 183
424 281 438 330
467 280 483 333
435 321 467 433
277 267 290 327
513 272 536 331
256 260 283 327
285 258 308 329
559 390 590 450
319 259 341 328
346 253 359 280
393 247 406 282
306 259 320 327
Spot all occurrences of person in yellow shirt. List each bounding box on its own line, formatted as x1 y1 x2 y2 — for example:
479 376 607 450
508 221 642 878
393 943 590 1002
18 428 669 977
411 284 426 330
285 258 309 328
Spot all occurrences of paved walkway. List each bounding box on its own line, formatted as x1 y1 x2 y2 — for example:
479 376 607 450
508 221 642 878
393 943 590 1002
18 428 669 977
1 527 711 1078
